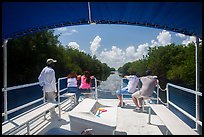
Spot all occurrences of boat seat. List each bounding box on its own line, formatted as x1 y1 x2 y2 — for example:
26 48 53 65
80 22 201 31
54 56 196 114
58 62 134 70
60 92 77 104
2 102 58 135
121 92 157 109
148 104 198 135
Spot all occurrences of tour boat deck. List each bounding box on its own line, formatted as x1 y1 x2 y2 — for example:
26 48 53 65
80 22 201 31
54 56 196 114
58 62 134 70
14 98 168 135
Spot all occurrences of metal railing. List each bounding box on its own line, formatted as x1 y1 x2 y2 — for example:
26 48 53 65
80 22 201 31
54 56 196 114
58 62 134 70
57 77 98 118
120 78 162 105
120 78 202 132
166 83 202 131
2 76 98 122
2 82 45 122
2 76 202 134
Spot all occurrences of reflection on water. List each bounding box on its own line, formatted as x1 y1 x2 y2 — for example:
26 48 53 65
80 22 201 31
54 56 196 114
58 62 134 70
97 71 122 98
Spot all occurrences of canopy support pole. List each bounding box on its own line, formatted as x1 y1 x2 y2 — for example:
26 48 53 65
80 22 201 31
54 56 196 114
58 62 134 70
195 37 200 132
3 39 8 121
88 2 92 24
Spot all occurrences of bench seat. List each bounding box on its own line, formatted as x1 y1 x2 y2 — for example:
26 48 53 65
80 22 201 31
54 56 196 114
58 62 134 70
2 102 57 135
148 104 198 135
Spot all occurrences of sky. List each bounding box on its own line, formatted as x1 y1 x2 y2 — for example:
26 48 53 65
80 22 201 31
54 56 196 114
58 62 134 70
53 24 196 69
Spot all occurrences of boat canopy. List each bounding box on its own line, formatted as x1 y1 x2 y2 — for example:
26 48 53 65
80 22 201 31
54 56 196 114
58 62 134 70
2 2 202 40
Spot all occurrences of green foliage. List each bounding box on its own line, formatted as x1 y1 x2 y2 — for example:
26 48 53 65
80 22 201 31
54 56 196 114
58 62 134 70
6 30 111 86
119 43 202 90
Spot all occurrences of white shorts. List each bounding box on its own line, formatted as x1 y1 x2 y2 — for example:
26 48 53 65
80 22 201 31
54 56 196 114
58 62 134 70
132 91 143 99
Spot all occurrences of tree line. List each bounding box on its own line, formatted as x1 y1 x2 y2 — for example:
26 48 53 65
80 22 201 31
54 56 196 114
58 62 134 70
118 43 202 91
4 30 112 87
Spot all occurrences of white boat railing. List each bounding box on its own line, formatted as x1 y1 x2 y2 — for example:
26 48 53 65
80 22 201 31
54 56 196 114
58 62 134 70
2 82 45 122
1 77 99 123
2 77 202 134
120 78 202 132
120 78 162 105
166 83 202 131
57 77 98 118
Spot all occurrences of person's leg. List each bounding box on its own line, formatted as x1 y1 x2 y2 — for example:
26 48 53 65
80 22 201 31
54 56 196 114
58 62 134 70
132 94 139 108
82 89 91 98
75 88 81 102
116 87 128 106
132 91 141 109
46 92 57 117
138 98 143 107
68 87 80 103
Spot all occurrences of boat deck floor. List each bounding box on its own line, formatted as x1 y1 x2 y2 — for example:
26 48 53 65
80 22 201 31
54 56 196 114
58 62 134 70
15 99 168 135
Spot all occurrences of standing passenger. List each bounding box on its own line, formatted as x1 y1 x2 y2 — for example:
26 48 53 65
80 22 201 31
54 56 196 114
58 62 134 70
38 58 58 118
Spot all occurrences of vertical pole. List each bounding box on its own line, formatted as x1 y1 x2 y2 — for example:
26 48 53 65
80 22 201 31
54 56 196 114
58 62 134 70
148 107 151 124
88 2 92 24
58 78 61 119
166 84 169 108
195 37 200 131
26 122 30 135
43 89 46 120
156 80 159 104
95 78 98 100
3 39 8 121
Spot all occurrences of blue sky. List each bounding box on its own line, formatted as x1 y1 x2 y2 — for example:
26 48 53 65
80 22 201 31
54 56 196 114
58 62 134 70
53 24 196 69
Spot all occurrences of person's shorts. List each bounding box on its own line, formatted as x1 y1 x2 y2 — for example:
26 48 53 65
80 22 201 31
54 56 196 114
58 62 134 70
79 88 91 93
115 87 129 96
132 91 143 98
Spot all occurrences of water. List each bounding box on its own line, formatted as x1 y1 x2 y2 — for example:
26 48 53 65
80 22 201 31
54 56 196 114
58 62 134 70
98 71 121 96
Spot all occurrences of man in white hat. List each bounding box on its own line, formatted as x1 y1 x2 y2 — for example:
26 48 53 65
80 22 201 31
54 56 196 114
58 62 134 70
38 58 58 118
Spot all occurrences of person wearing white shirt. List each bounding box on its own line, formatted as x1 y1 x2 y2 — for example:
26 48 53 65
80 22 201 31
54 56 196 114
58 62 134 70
116 73 140 107
38 58 58 118
67 72 80 103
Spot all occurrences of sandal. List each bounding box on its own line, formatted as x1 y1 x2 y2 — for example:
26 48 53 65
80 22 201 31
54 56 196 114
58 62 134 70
117 102 125 107
135 107 140 110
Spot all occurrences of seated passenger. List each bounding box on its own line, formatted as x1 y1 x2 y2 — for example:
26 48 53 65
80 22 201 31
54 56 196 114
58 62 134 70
79 71 95 98
132 70 158 110
116 72 140 107
67 72 80 103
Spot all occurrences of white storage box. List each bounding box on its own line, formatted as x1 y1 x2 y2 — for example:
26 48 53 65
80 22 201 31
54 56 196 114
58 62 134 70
68 98 117 135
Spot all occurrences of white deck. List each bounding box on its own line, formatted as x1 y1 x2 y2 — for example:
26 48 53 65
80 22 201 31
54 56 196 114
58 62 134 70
13 98 168 135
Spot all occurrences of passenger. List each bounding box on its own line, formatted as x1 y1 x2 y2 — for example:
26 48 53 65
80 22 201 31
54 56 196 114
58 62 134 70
132 69 158 110
38 58 58 118
79 71 95 98
116 72 140 107
67 72 80 103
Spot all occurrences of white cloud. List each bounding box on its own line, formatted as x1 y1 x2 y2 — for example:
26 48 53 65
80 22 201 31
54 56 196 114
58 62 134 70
136 43 149 55
63 32 72 36
98 46 125 69
175 33 186 39
67 42 80 50
56 27 67 31
56 28 78 36
70 29 78 33
182 36 196 46
94 30 173 69
150 40 158 48
96 43 151 69
90 36 102 55
157 30 171 46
